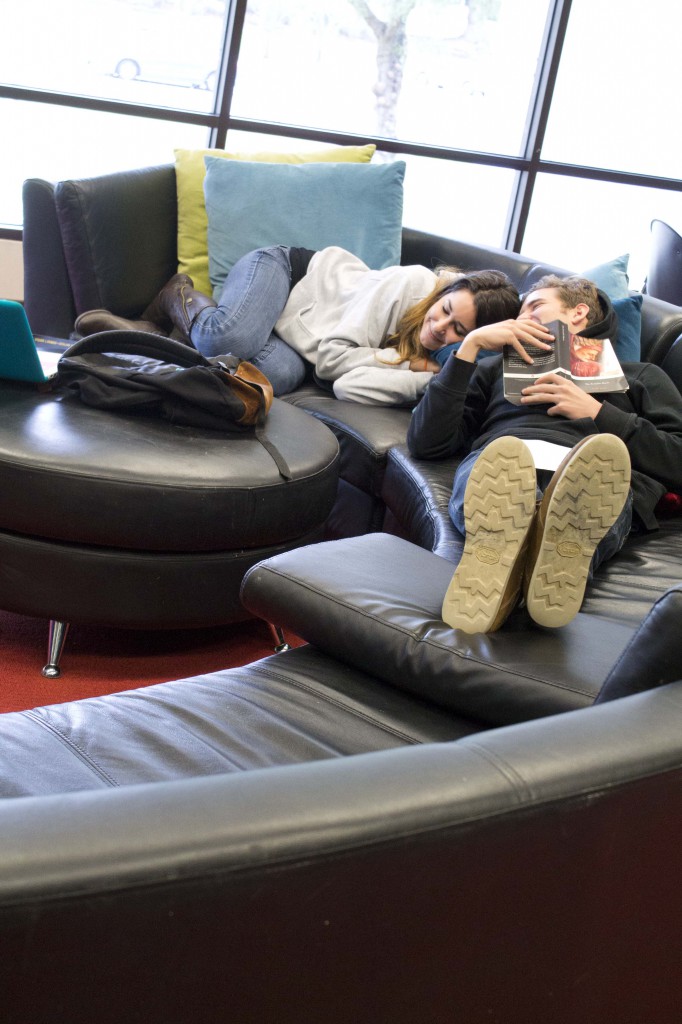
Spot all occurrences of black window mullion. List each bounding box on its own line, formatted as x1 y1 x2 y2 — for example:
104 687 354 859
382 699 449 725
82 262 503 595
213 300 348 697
503 0 574 252
209 0 249 150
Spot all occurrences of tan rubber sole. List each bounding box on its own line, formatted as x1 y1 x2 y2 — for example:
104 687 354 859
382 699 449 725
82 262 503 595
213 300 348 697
525 434 631 628
442 436 537 633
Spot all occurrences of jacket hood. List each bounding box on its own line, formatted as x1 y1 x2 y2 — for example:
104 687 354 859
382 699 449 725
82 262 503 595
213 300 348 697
579 287 618 341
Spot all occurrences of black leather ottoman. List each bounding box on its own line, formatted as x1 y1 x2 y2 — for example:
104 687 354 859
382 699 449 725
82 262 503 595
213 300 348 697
0 380 339 675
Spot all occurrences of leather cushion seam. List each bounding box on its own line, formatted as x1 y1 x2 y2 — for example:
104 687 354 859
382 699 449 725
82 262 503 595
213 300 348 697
23 711 120 787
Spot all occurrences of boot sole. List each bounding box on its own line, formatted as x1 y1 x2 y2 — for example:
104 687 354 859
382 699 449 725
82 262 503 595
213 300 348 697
525 434 631 628
442 436 536 633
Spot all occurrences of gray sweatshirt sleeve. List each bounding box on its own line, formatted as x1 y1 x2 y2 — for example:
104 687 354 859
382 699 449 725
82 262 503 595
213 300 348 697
332 365 433 406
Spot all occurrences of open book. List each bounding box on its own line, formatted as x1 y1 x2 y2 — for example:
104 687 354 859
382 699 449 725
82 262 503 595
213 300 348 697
503 319 628 405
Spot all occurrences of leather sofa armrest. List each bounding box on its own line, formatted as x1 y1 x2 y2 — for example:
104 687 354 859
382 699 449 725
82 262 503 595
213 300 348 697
54 163 178 318
22 178 76 338
381 444 464 561
660 334 682 395
595 584 682 702
640 295 682 370
2 678 681 1021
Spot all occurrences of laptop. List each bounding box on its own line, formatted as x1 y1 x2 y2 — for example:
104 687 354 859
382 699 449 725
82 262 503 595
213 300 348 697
0 298 64 384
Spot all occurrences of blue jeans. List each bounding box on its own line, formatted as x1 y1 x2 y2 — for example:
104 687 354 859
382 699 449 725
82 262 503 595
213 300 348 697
448 444 634 575
190 246 307 396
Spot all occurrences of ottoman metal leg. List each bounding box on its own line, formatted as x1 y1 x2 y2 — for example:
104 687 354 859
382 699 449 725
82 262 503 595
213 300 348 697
42 620 70 678
270 624 291 653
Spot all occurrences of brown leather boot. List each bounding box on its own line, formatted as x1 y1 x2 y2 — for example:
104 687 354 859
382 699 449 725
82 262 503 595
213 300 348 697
441 436 537 634
75 309 168 336
142 273 217 343
523 434 631 629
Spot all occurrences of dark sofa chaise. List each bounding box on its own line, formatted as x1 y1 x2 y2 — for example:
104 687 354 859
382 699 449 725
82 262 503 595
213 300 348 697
2 164 680 1022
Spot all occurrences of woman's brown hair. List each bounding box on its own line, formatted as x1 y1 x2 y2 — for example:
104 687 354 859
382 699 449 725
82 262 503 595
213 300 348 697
383 268 520 361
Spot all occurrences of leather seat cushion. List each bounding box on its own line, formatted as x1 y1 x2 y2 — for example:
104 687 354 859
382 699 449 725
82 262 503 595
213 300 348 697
0 645 480 797
283 383 412 497
241 533 648 726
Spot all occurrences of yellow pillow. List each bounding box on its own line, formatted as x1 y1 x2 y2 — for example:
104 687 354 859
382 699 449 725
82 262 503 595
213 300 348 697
175 144 376 294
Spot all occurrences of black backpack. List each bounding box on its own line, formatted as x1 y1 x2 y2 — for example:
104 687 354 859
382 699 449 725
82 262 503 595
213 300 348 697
57 331 291 478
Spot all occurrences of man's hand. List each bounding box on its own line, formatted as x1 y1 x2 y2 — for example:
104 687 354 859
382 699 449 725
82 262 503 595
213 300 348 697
520 372 603 419
456 319 554 364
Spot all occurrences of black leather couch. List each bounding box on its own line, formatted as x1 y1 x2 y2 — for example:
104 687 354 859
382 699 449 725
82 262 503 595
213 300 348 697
3 164 681 1022
1 551 681 1023
23 164 682 540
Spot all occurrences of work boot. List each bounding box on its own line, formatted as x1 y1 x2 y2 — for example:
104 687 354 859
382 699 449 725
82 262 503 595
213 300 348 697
74 309 168 336
441 436 537 634
523 434 631 629
142 273 217 343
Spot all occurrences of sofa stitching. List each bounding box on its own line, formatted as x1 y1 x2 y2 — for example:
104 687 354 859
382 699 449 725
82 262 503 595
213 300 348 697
23 711 120 787
464 741 535 800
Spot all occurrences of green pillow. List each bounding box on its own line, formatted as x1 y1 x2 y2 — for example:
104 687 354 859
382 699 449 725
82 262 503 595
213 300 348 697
204 158 406 298
174 144 376 294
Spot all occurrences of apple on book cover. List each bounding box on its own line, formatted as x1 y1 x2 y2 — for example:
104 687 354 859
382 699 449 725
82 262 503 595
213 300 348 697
503 319 628 404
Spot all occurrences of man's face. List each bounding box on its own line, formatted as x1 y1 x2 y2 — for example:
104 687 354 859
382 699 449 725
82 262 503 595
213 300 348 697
518 287 567 325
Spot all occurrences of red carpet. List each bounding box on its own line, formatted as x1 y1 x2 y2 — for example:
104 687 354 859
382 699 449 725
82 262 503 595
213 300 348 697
0 612 303 714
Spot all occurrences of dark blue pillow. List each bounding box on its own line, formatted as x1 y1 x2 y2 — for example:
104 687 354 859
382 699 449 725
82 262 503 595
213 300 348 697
612 292 643 361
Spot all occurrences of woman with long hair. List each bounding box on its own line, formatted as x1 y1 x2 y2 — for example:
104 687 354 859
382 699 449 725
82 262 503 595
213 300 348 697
75 245 520 405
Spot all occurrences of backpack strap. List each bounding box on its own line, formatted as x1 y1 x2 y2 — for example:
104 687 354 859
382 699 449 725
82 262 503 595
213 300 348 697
254 425 292 481
63 331 212 368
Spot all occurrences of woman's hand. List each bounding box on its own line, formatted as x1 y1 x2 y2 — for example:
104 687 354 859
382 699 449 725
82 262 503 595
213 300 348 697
456 319 555 364
408 356 441 373
520 372 603 419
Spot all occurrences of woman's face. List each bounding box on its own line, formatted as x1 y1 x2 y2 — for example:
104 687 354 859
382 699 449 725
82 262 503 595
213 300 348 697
420 288 477 351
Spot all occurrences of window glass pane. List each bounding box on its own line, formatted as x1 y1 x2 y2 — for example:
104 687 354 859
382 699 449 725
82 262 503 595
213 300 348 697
522 175 682 291
235 0 551 154
543 0 680 178
2 0 228 115
401 156 516 249
0 100 208 227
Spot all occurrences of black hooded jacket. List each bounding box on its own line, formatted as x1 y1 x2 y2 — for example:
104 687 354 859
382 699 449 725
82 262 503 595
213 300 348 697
579 287 619 341
407 289 682 530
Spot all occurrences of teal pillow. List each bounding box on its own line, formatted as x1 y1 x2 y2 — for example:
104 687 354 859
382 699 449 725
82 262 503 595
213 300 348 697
581 254 630 300
612 293 643 361
204 157 405 298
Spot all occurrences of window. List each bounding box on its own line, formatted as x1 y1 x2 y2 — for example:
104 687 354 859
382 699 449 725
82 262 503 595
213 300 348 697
523 175 682 290
3 0 228 113
542 0 679 180
233 0 550 154
1 0 680 285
